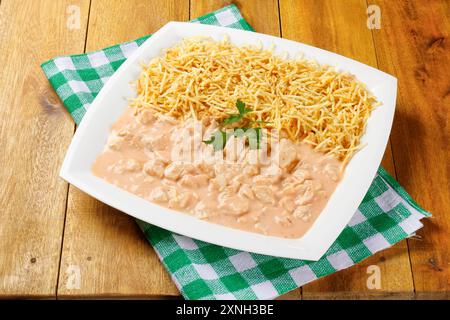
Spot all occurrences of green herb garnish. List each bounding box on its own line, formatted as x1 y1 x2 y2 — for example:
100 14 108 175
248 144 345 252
222 99 253 125
203 100 264 150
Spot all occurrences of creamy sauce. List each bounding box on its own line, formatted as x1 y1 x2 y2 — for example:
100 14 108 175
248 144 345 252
92 107 342 238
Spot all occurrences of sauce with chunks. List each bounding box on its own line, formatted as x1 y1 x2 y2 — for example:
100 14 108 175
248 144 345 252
92 107 342 238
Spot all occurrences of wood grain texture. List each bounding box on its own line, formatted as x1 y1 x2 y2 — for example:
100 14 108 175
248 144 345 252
279 0 414 299
369 0 450 299
0 0 90 297
57 0 188 298
1 0 447 299
86 0 188 49
190 0 280 37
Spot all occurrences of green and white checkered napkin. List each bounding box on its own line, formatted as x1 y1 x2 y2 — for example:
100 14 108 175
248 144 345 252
42 5 430 300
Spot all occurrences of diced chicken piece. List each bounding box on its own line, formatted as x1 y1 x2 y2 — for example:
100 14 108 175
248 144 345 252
147 151 170 164
218 192 249 216
213 163 226 176
280 184 299 196
194 201 214 219
110 159 142 174
238 184 255 199
280 178 311 197
195 162 215 177
201 116 212 127
108 163 123 174
143 158 165 178
224 200 249 216
117 127 133 140
313 181 323 191
274 215 292 227
261 164 282 177
224 180 241 194
159 115 178 125
282 176 300 188
293 205 312 222
254 223 268 235
168 192 192 209
233 174 246 183
209 174 227 192
149 187 168 203
141 134 168 151
123 159 142 172
293 168 311 183
253 175 278 185
279 197 296 213
236 216 248 224
179 174 209 188
214 163 234 177
323 163 340 182
218 186 233 200
166 186 178 199
276 139 298 169
295 189 315 205
297 161 312 171
252 186 276 205
107 134 125 151
252 214 261 222
164 162 185 181
181 163 197 174
136 110 155 125
214 163 241 181
303 179 313 189
242 164 259 176
260 164 282 183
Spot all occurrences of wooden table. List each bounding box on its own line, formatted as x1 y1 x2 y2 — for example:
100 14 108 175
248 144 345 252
0 0 448 299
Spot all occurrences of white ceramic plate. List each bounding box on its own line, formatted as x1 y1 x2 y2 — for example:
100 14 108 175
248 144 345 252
60 22 397 260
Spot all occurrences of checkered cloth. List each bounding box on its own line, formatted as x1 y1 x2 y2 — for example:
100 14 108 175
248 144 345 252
42 4 430 300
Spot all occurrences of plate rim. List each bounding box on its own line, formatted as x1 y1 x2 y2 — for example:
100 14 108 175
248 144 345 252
60 21 397 260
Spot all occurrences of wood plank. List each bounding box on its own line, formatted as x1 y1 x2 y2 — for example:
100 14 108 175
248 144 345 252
369 0 450 299
279 0 414 299
85 0 188 49
190 0 281 37
190 0 302 300
0 0 90 297
58 0 188 298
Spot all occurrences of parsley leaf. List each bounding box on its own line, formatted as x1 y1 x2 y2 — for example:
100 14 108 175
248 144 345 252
236 99 252 115
203 100 263 150
222 114 244 126
222 99 253 125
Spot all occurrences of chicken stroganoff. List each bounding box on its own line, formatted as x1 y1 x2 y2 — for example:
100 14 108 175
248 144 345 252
92 36 377 238
93 107 342 238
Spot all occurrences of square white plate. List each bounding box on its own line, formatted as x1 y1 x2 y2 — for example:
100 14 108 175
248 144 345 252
60 22 397 260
